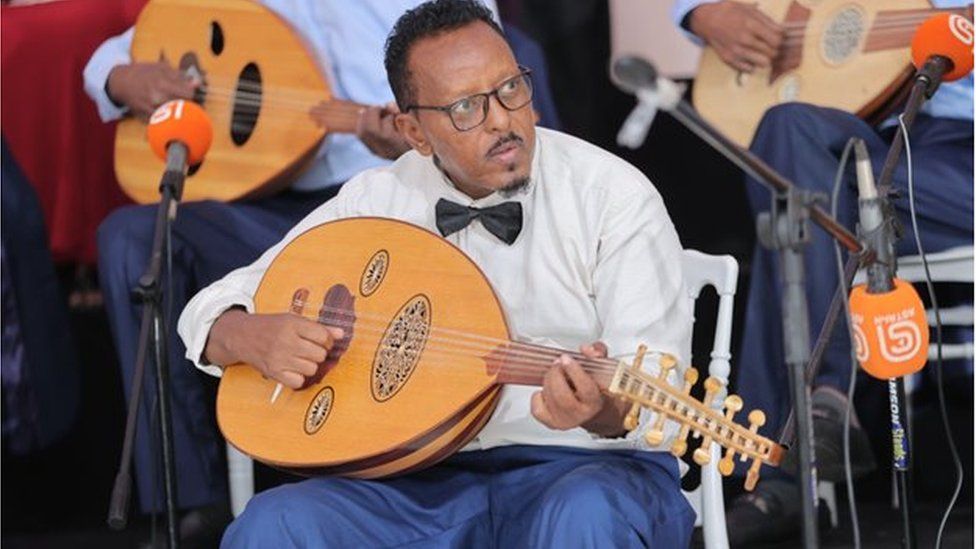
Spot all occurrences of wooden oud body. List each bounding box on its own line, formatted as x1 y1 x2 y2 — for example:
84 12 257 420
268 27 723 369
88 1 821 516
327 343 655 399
217 218 507 478
693 0 932 147
115 0 330 203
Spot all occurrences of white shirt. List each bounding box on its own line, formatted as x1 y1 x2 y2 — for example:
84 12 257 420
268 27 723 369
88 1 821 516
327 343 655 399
82 0 500 190
178 127 693 452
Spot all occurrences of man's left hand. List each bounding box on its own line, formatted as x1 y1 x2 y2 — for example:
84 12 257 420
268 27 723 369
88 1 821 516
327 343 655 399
357 102 411 160
531 342 629 437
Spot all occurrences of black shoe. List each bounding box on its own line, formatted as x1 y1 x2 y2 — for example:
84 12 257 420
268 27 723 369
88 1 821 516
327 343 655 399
724 479 801 547
721 479 834 547
180 501 233 549
140 502 233 549
782 386 877 483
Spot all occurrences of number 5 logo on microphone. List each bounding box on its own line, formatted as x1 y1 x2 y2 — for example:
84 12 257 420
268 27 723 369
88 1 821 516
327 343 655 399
876 317 924 364
848 280 929 379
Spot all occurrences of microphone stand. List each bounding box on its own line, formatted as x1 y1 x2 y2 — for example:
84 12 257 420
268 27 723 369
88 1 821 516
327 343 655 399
617 51 953 548
107 142 189 549
865 56 949 549
781 55 951 549
658 97 866 549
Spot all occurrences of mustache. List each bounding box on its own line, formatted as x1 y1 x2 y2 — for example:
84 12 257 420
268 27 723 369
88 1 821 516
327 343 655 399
486 133 524 157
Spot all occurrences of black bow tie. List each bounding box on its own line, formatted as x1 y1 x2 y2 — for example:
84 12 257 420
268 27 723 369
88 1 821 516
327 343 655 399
435 198 523 245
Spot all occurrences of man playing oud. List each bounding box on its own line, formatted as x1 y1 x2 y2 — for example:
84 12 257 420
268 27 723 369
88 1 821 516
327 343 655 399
180 0 699 545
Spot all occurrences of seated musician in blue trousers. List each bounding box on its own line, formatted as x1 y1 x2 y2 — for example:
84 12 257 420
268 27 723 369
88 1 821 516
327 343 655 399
674 0 974 544
179 1 698 546
84 0 560 543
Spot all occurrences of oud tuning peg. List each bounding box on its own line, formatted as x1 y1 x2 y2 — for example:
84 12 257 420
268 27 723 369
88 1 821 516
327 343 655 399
621 345 648 432
717 395 743 476
670 427 690 457
630 344 648 371
719 451 736 476
644 411 668 447
692 376 724 466
643 353 681 446
702 376 724 409
657 353 677 379
692 438 712 466
623 403 641 431
740 409 767 463
745 458 763 491
743 409 767 490
669 367 699 457
748 409 766 427
723 395 743 416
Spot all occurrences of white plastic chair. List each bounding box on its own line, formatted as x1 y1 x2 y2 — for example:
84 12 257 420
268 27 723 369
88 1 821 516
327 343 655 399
680 249 739 549
227 443 254 517
853 245 974 363
894 246 974 362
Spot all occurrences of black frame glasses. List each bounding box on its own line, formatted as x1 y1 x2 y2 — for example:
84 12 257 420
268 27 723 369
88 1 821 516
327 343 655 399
405 67 534 132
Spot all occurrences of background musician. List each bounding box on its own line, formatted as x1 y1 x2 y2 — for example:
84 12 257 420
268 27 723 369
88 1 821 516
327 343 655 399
81 0 560 544
180 1 697 545
674 1 974 545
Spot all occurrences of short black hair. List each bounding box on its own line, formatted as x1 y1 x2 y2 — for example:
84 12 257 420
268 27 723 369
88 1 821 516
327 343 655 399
384 0 505 110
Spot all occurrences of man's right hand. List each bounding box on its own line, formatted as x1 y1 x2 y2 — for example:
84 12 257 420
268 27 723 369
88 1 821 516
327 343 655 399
205 309 344 389
106 62 197 120
689 1 784 73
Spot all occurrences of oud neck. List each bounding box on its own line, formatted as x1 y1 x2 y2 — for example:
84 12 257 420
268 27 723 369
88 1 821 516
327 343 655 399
315 99 371 134
487 342 618 389
865 7 968 52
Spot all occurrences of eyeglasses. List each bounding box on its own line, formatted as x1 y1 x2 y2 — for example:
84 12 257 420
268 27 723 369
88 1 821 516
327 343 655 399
405 67 534 132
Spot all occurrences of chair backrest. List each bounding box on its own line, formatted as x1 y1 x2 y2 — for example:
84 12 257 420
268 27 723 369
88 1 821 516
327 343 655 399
681 249 738 387
853 245 974 364
680 249 739 549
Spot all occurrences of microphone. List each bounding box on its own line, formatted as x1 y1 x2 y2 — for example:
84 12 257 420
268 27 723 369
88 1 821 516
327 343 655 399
146 99 213 171
848 139 929 380
911 12 974 87
611 56 686 149
108 99 212 535
846 13 971 380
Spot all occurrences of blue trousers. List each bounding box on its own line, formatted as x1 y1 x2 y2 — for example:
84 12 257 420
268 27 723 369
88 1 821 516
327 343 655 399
738 104 974 448
223 445 694 548
97 187 339 512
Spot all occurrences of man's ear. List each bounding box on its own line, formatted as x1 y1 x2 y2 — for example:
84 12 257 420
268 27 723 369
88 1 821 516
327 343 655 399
394 113 432 156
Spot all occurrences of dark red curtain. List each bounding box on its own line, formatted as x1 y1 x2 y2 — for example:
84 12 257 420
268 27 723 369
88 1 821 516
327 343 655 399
1 0 147 264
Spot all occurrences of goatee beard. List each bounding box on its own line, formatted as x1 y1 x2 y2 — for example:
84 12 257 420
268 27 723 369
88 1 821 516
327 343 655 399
499 177 530 197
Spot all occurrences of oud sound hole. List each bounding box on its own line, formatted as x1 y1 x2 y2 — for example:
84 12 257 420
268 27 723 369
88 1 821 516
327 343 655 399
822 7 864 65
371 295 432 402
210 22 224 55
231 62 261 146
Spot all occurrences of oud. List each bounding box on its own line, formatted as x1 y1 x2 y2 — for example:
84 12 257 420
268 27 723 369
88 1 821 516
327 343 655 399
693 0 966 147
216 218 783 489
115 0 366 204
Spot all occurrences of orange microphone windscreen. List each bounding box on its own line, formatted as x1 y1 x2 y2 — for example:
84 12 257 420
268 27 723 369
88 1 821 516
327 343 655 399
911 13 975 82
849 279 930 380
146 100 213 165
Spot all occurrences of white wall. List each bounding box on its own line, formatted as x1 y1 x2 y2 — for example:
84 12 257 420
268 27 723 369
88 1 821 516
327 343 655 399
609 0 702 80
